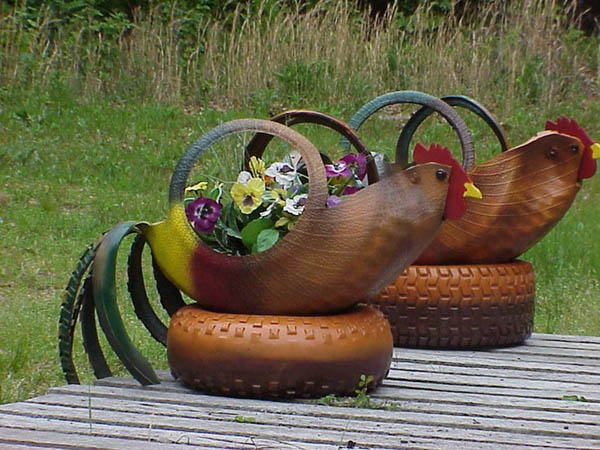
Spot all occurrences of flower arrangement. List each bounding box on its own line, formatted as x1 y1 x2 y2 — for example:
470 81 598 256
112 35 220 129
184 151 368 255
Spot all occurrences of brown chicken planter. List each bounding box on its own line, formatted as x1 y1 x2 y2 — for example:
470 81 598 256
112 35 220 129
349 92 599 348
60 116 479 397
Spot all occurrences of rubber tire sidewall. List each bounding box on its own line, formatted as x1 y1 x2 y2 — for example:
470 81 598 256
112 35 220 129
369 261 535 348
167 304 393 398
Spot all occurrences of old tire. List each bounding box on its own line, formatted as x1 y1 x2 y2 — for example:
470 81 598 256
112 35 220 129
369 261 535 348
167 304 393 398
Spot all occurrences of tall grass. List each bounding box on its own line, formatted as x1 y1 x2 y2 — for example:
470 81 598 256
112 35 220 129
1 0 597 113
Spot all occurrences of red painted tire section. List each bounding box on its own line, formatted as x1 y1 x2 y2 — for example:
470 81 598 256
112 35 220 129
368 261 535 348
167 304 393 398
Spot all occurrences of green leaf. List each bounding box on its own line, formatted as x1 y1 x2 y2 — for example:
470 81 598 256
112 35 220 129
234 415 256 423
561 395 587 402
240 217 273 251
254 228 279 253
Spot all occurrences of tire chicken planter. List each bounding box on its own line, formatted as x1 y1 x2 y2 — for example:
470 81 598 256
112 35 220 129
350 91 599 348
59 117 477 397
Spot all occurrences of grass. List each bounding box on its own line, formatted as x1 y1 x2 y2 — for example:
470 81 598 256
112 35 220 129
1 0 599 405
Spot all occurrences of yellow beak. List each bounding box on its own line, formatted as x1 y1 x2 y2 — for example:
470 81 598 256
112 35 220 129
463 182 482 199
591 143 600 159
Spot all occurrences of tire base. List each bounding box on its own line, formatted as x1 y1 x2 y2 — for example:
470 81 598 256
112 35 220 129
369 261 535 349
167 304 393 398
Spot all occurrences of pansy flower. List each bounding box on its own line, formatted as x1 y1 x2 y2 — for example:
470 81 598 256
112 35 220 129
265 161 297 188
283 193 308 216
185 196 222 234
248 156 266 178
260 187 287 218
325 160 351 179
340 153 367 180
231 177 265 214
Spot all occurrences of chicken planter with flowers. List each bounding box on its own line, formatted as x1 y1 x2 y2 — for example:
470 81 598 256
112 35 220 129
59 117 479 398
349 91 600 348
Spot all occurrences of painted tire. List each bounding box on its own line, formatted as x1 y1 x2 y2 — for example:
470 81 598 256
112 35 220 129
167 304 393 398
368 261 535 348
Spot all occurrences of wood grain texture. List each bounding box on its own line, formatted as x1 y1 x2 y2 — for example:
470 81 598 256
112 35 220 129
416 131 584 264
2 334 599 450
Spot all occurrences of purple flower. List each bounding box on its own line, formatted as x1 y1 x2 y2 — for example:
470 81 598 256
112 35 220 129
326 195 342 208
340 153 367 180
325 160 351 178
342 186 361 195
185 196 222 234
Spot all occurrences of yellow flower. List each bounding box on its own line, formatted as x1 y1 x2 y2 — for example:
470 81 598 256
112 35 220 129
231 177 265 214
248 156 266 178
265 187 287 206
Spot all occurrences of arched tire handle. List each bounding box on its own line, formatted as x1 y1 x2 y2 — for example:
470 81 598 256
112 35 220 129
244 109 379 184
169 119 328 209
396 95 509 164
346 91 475 170
92 221 159 385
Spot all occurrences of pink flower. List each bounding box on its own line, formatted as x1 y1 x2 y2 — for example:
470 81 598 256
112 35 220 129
340 153 367 180
325 160 351 178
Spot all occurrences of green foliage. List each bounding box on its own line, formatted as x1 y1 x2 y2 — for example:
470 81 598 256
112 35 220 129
516 55 545 104
317 375 400 410
275 60 330 104
561 395 588 402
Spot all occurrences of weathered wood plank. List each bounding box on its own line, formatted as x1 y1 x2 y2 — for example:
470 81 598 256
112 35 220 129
0 426 247 450
86 373 600 413
528 334 600 344
388 361 600 385
36 389 600 426
392 350 600 375
22 391 600 440
2 396 599 449
2 333 599 449
481 345 600 360
385 365 600 394
393 346 600 366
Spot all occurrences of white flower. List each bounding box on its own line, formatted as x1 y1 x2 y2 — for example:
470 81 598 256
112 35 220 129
236 171 252 184
283 194 308 216
265 162 297 188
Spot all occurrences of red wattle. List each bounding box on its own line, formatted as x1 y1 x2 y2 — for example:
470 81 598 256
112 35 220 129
578 148 597 179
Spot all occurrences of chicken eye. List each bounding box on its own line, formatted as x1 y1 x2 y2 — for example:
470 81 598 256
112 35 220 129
570 145 579 153
435 169 447 181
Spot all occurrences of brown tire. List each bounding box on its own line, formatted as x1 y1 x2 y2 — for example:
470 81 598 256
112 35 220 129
368 261 535 348
167 304 393 398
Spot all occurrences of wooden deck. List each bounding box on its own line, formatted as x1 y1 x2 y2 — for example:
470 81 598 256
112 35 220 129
1 333 599 449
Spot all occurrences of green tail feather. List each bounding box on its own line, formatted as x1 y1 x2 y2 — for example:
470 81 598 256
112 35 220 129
58 240 100 384
93 221 159 385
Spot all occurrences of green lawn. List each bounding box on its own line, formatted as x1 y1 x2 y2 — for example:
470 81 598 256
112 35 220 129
1 88 599 405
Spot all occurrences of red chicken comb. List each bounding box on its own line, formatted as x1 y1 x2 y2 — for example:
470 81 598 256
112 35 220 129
413 142 456 166
545 116 594 148
413 143 478 220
